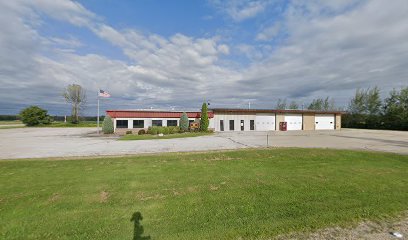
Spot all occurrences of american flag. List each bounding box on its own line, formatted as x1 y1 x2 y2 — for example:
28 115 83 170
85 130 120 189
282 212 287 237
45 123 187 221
99 89 111 98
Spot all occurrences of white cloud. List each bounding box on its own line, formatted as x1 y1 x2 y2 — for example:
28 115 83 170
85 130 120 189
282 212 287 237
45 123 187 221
210 0 271 22
0 0 407 114
256 23 281 41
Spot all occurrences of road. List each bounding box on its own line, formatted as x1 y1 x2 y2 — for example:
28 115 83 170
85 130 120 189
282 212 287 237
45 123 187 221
0 128 407 159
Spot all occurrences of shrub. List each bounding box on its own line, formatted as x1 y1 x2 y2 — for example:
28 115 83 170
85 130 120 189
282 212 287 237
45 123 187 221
126 130 132 135
19 106 52 126
147 126 181 135
147 126 158 135
102 115 114 134
179 112 189 131
138 129 146 135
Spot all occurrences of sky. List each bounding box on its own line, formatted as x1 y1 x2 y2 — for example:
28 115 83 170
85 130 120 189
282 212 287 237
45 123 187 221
0 0 407 115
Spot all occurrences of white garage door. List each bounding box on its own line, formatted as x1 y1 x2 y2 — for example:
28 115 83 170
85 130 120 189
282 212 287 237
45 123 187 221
315 114 335 130
285 114 303 130
255 115 275 131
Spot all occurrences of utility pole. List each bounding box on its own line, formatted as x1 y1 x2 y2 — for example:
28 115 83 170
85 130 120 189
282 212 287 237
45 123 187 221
248 101 251 109
97 92 100 134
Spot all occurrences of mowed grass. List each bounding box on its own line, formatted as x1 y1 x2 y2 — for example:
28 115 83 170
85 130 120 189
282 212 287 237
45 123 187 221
0 148 407 240
119 132 212 140
41 121 97 128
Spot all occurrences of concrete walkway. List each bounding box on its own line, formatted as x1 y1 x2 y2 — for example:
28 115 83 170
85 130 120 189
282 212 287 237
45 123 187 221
0 128 407 159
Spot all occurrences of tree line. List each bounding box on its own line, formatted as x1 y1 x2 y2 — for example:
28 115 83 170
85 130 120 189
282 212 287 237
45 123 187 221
275 97 338 111
343 86 408 130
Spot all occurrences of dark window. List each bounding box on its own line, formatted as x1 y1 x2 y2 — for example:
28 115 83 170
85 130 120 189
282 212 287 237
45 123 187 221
241 120 244 131
229 120 234 131
250 120 255 130
116 120 128 128
220 120 224 131
152 120 162 126
167 120 178 126
189 120 194 124
133 120 144 128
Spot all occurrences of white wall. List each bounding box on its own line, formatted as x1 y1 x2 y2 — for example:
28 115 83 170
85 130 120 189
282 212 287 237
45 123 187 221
213 113 256 131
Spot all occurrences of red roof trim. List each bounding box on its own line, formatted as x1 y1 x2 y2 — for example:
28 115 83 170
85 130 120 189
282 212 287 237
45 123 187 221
106 110 214 118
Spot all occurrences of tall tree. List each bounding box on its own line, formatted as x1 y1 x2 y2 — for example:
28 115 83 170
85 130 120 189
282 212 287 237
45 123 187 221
348 88 368 114
200 102 209 132
288 101 299 109
366 86 382 115
382 87 408 130
276 99 287 110
63 84 86 123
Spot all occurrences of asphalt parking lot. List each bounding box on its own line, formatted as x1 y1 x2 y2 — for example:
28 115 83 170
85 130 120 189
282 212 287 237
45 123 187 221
0 128 407 159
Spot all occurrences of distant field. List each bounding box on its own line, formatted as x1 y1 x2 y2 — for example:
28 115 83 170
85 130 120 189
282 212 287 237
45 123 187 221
1 148 407 239
120 132 212 140
0 120 22 125
0 121 97 129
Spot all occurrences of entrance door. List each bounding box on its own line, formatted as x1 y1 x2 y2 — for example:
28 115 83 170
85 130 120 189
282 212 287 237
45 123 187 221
220 120 224 131
250 120 255 130
241 120 244 131
229 120 234 131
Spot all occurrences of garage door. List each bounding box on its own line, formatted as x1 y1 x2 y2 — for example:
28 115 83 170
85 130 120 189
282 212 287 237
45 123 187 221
315 114 335 130
285 114 303 130
255 115 275 131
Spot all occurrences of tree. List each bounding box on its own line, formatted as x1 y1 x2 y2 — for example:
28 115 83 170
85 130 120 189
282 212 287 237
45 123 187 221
288 101 299 109
308 97 336 111
19 106 52 126
382 87 408 130
179 112 189 131
200 102 209 132
276 99 287 110
102 115 114 134
308 98 323 110
366 87 382 115
63 84 86 123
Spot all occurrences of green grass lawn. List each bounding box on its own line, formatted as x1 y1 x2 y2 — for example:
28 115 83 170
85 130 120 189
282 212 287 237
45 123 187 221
0 148 407 240
119 132 213 140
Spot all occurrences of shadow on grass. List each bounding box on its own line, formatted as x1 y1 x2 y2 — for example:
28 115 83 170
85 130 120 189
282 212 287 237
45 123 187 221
131 212 151 240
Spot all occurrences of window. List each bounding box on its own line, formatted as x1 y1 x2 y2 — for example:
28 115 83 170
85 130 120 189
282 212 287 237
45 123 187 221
250 120 255 130
133 120 144 128
241 120 244 131
229 120 234 131
152 120 162 126
220 120 224 131
167 120 178 126
116 120 128 128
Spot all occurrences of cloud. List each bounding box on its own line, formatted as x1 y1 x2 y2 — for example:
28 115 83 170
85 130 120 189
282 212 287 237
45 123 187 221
210 0 271 22
0 0 407 115
256 23 281 41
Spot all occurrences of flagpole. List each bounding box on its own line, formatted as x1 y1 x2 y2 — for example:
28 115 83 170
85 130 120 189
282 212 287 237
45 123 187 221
97 91 100 134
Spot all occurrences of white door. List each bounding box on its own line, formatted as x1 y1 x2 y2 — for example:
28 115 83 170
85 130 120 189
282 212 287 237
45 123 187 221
255 115 275 131
285 114 303 130
315 114 335 130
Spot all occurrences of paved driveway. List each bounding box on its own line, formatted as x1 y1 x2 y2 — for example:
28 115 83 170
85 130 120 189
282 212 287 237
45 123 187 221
0 128 407 159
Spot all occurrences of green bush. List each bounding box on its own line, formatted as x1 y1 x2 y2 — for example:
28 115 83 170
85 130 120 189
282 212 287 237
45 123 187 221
138 129 146 135
147 126 181 135
179 112 189 131
19 106 52 126
102 115 114 134
126 130 132 135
